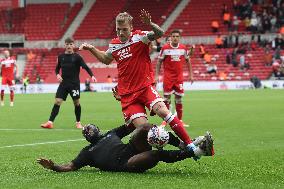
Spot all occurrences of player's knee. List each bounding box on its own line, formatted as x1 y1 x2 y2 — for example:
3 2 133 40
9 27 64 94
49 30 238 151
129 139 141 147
54 99 63 105
164 96 171 104
73 100 80 106
175 97 182 104
153 102 169 117
132 117 148 127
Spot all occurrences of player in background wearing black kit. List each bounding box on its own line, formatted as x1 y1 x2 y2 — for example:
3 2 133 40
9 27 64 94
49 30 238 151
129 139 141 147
41 38 96 129
37 123 214 173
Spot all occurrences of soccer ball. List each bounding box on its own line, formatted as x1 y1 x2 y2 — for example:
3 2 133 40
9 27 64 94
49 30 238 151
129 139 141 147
147 125 169 149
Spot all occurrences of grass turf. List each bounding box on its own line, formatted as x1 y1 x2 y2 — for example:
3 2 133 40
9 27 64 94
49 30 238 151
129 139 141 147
0 89 283 189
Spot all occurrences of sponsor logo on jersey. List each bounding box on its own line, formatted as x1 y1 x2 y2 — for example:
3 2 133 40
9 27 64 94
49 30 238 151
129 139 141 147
117 47 132 61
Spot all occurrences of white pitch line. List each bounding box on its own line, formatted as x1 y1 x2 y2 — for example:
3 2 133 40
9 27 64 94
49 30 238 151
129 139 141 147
0 139 85 149
0 128 79 131
0 129 109 132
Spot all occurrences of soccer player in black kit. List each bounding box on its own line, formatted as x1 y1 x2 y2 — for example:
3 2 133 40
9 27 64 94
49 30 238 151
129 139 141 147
41 38 96 129
37 123 214 173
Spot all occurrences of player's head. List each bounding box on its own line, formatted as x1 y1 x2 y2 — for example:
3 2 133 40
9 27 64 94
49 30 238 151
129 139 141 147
3 49 11 58
115 12 133 42
170 30 181 45
165 36 171 44
82 124 102 144
64 37 75 54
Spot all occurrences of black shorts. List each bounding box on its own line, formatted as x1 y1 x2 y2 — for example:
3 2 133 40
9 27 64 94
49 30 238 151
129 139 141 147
55 82 80 101
116 144 138 172
99 143 138 172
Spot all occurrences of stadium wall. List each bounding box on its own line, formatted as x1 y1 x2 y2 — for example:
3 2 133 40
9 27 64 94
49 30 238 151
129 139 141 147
5 81 284 94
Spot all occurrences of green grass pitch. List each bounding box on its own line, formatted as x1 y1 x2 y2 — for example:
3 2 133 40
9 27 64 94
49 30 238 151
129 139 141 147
0 89 283 189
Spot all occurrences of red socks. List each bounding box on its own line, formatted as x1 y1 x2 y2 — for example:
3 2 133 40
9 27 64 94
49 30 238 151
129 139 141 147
10 90 14 102
1 90 4 101
164 113 192 144
175 103 183 120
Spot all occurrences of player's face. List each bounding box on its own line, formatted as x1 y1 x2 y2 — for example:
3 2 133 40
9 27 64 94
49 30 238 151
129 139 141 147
3 50 10 58
65 42 75 54
116 22 132 42
170 33 181 45
166 37 171 44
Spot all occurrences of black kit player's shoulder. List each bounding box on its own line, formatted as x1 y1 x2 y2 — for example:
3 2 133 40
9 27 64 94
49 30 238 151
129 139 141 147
58 53 65 58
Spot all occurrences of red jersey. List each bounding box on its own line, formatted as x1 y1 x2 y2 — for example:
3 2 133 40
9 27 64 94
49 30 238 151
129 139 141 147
107 30 154 96
1 57 16 80
158 43 189 83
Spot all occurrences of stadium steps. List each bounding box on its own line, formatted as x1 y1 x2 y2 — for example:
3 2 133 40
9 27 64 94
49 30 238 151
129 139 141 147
161 0 190 32
24 3 82 40
16 54 27 78
110 0 180 37
0 2 82 39
59 0 94 45
73 0 127 40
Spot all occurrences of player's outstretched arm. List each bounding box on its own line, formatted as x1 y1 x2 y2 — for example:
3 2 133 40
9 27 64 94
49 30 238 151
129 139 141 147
79 43 113 65
111 124 135 139
139 9 164 41
55 57 63 82
37 158 78 172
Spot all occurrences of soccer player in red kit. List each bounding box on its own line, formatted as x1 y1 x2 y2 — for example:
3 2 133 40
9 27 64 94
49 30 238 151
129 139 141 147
80 10 213 159
156 30 194 127
0 49 18 107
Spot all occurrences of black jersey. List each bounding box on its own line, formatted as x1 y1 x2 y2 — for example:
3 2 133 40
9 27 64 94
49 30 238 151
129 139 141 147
55 53 93 84
72 125 136 171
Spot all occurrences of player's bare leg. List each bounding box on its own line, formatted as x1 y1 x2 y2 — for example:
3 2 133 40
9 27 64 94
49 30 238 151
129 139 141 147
132 117 148 127
9 85 15 107
1 88 4 106
73 99 82 129
41 98 63 129
160 94 171 126
175 95 188 127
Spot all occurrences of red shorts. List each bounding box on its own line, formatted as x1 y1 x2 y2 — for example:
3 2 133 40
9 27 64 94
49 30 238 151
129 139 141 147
1 77 14 86
163 81 184 96
120 85 164 125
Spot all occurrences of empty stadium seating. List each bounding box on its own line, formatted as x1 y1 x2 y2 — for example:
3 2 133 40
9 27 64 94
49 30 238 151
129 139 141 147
24 3 82 40
0 3 82 40
74 0 180 39
108 0 180 38
73 0 127 40
0 8 25 33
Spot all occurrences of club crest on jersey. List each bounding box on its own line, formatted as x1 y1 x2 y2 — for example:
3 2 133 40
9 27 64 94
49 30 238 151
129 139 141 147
117 47 132 61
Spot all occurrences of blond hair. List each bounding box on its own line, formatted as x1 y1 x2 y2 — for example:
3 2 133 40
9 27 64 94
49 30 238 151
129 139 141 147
116 12 133 25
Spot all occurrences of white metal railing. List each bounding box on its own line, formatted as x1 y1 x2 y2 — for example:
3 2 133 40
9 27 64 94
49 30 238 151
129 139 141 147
0 34 25 42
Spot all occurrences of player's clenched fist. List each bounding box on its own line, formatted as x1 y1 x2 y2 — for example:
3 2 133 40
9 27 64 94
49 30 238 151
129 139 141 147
79 43 94 51
56 74 63 82
91 76 97 83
